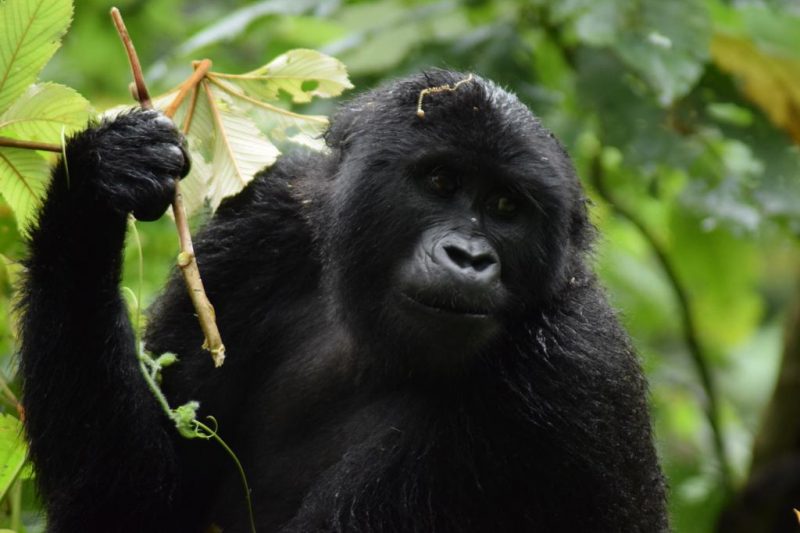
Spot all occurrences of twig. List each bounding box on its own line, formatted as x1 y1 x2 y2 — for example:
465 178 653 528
110 8 151 108
0 372 23 421
164 59 212 119
588 152 733 494
110 8 225 367
0 137 61 153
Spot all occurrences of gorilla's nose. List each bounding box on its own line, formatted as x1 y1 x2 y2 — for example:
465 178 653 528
436 237 500 285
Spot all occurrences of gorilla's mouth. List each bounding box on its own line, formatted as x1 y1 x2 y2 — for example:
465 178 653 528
400 292 492 318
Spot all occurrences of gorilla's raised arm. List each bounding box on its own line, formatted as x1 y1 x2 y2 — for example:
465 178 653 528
19 111 189 531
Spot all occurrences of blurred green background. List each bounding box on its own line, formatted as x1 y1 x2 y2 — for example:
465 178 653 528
1 0 799 531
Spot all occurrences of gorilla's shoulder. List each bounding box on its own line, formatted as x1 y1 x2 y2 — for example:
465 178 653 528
212 149 326 222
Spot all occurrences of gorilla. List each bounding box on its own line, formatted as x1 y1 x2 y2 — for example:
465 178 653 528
18 70 668 532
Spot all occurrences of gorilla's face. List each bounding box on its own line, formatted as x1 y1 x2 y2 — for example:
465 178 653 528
390 151 536 344
321 72 589 369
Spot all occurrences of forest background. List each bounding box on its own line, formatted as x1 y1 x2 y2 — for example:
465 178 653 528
0 0 799 531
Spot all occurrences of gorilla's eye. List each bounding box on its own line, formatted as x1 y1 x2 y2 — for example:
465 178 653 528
427 173 459 197
489 195 518 217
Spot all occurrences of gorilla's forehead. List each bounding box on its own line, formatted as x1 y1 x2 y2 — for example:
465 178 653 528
329 70 569 174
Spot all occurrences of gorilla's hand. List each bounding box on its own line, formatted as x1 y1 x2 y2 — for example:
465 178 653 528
68 109 191 221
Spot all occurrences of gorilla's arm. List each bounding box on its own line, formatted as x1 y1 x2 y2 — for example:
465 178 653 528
18 111 189 532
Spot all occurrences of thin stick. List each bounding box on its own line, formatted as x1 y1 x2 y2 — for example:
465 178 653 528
110 8 151 108
164 59 212 119
110 8 225 367
181 85 201 135
0 137 61 153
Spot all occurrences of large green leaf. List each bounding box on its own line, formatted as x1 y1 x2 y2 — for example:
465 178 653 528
176 139 212 218
205 91 279 210
0 147 49 230
0 414 27 501
0 0 73 114
0 82 89 142
210 75 329 150
555 0 710 106
213 49 352 104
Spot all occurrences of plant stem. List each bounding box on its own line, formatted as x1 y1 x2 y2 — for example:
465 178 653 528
10 479 21 532
110 8 151 108
110 8 225 366
0 136 61 152
0 372 23 421
589 152 733 494
164 59 212 119
194 419 257 533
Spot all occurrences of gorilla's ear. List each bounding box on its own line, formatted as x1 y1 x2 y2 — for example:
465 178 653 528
324 102 369 156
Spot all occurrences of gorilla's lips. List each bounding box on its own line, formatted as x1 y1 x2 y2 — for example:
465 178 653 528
400 291 493 317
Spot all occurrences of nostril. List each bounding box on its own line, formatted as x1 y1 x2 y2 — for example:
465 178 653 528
471 253 497 272
444 245 472 269
444 245 497 272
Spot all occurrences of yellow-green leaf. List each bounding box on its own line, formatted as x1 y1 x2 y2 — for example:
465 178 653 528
176 140 213 218
0 147 49 230
214 49 353 104
0 82 90 142
0 0 74 114
204 85 279 211
711 33 800 144
209 75 329 149
0 414 27 501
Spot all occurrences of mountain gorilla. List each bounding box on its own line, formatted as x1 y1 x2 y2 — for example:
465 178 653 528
19 70 667 532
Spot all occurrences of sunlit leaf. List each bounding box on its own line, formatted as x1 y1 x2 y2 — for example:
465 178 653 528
711 33 800 144
210 75 328 147
670 210 762 349
0 414 27 501
176 142 213 218
213 49 352 104
204 84 279 210
0 0 73 114
0 147 49 230
0 82 90 142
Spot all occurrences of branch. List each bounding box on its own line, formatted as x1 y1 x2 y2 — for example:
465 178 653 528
164 59 212 119
110 8 225 367
750 274 800 470
0 137 61 153
588 152 733 494
110 8 151 108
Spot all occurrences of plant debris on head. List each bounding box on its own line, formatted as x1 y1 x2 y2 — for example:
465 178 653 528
416 73 475 119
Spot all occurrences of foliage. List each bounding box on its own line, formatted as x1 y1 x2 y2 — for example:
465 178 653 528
0 0 798 531
166 49 351 214
0 414 26 501
0 0 90 229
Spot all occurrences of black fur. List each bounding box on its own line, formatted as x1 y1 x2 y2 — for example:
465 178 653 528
19 71 668 532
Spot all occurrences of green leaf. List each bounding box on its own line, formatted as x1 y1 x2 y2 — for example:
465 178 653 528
711 33 800 143
176 143 212 218
0 414 27 501
210 75 329 151
205 90 279 211
559 0 710 105
171 401 200 439
0 82 89 142
0 147 49 230
0 0 74 114
613 0 711 106
670 210 762 349
215 49 353 104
